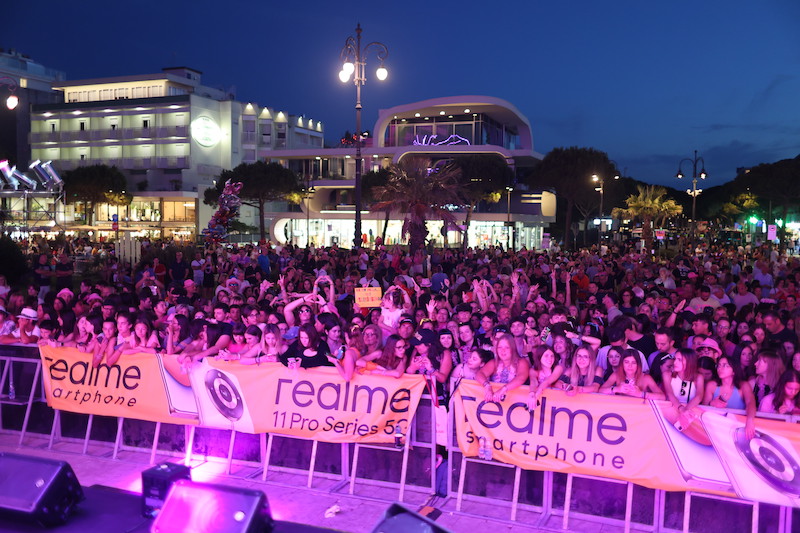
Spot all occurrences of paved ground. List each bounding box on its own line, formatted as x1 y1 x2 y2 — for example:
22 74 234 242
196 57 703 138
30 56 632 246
0 432 624 533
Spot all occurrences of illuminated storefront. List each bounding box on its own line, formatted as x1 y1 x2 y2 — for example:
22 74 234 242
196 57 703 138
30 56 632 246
263 96 554 249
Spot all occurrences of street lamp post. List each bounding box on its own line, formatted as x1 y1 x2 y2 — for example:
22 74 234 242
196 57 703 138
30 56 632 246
591 172 618 244
676 150 707 249
304 178 316 248
339 24 388 250
505 185 514 250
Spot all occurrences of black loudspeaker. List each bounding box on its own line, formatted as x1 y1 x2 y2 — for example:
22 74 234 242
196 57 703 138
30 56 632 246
141 462 192 517
370 503 453 533
0 452 84 526
151 479 273 533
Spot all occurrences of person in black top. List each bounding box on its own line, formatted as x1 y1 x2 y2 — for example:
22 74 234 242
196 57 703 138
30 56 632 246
280 323 334 369
54 253 74 291
168 251 190 283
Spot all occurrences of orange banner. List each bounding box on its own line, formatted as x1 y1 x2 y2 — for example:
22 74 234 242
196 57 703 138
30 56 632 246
454 380 800 506
38 347 426 444
39 345 197 425
190 359 427 442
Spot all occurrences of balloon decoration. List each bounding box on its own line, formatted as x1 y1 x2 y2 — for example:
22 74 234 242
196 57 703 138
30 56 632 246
203 180 243 244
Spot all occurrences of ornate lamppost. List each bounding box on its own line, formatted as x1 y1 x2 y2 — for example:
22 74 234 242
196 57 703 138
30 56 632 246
339 24 388 250
676 150 707 248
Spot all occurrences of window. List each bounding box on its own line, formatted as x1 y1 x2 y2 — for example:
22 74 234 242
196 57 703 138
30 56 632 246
143 119 150 129
50 123 57 132
79 122 86 131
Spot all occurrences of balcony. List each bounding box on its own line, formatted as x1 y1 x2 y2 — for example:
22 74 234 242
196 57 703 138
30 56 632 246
30 131 61 143
56 159 91 171
91 129 122 140
156 125 188 138
54 130 91 142
122 158 153 169
156 157 188 169
242 132 257 144
122 128 155 140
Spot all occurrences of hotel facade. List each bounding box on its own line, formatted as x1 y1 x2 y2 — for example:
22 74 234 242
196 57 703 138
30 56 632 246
27 67 323 240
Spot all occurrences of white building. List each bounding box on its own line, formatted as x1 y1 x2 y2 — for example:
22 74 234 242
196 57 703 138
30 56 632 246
263 96 556 249
28 67 323 240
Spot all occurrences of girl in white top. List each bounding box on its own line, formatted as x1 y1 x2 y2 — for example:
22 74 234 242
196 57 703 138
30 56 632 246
665 348 704 410
380 287 411 332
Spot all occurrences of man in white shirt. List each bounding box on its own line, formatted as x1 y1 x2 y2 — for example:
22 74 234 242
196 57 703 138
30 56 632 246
730 281 759 311
358 267 381 288
688 286 721 313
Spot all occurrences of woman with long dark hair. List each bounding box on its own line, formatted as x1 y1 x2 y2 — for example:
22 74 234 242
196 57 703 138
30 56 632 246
281 323 333 369
356 334 408 378
600 348 664 400
759 369 800 415
702 355 757 439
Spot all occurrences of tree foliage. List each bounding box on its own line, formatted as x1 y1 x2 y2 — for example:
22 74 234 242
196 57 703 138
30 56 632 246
62 164 131 225
371 156 463 255
205 161 302 241
728 156 800 247
524 147 618 249
612 185 683 253
453 154 514 250
0 235 28 284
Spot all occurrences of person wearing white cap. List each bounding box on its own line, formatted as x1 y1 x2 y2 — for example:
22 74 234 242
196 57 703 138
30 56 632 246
0 307 40 345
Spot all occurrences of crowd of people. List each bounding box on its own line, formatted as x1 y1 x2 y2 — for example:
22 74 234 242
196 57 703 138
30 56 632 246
4 238 800 439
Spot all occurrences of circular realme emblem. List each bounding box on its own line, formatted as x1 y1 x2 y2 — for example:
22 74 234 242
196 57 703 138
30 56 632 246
191 116 221 147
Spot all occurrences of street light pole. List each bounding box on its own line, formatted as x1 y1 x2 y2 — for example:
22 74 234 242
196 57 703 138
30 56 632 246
676 150 707 250
506 185 514 250
339 24 388 250
592 172 618 245
305 178 315 248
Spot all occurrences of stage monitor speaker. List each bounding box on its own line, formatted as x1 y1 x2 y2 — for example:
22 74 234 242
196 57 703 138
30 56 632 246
141 462 192 517
151 479 273 533
0 452 84 527
370 502 453 533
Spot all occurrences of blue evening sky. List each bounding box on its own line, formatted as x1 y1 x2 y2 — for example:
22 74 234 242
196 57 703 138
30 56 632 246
6 0 799 187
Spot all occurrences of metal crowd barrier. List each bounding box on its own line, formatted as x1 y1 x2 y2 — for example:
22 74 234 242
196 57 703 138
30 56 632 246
3 352 799 533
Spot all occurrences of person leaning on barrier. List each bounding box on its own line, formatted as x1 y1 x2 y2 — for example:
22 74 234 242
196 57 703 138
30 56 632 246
475 333 531 403
0 306 15 337
600 348 665 401
702 355 757 439
356 334 408 378
758 369 800 415
0 307 40 345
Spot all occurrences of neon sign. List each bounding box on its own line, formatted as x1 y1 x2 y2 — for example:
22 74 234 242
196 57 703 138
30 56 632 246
412 134 471 146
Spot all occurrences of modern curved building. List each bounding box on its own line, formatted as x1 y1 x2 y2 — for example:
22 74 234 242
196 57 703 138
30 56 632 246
265 95 556 249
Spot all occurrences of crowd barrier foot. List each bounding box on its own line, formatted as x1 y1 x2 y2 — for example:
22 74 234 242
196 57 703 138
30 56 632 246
563 473 633 533
456 455 521 521
350 440 410 502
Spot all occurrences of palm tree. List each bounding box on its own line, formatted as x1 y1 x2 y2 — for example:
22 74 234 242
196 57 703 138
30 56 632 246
371 156 464 255
453 154 513 250
612 185 683 252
